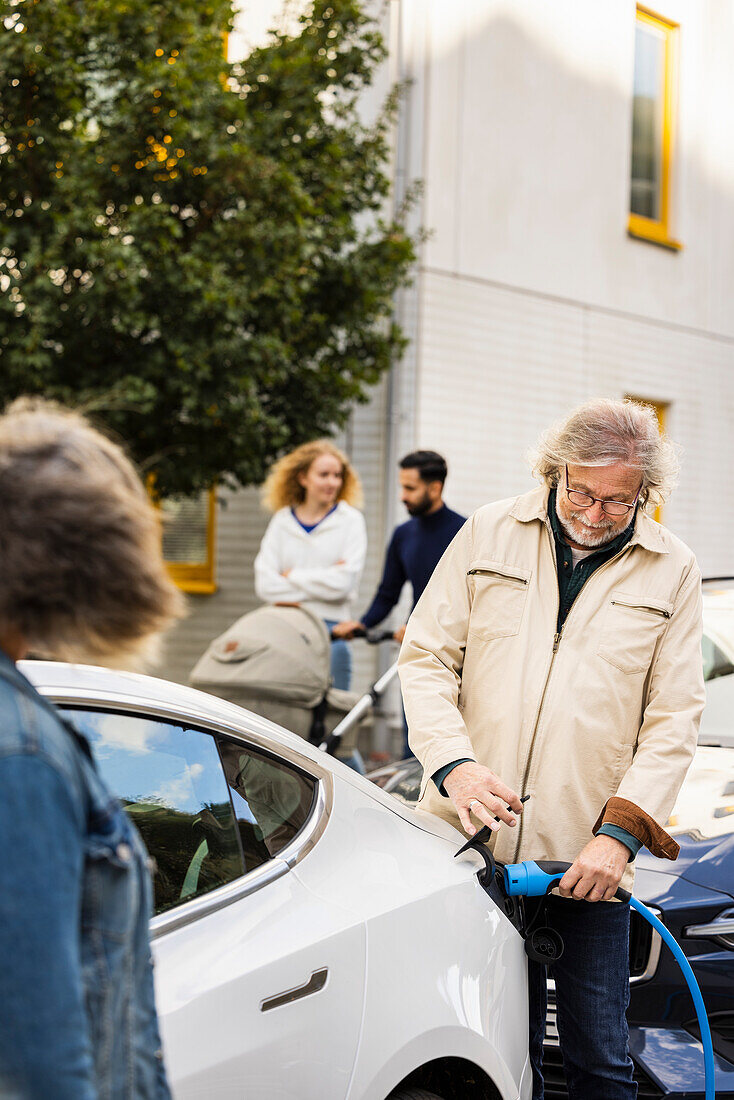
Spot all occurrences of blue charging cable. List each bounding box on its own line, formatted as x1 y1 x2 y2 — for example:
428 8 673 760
628 895 715 1099
503 859 716 1100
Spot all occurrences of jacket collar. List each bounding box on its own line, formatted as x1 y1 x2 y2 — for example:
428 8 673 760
509 485 668 555
0 647 62 718
0 646 30 691
0 649 96 760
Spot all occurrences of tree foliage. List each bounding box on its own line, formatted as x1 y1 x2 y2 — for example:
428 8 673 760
0 0 417 495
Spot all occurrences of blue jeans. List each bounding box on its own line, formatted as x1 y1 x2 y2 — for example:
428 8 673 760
323 620 352 691
528 895 636 1100
323 621 363 774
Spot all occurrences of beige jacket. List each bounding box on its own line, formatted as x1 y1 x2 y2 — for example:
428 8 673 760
398 486 705 894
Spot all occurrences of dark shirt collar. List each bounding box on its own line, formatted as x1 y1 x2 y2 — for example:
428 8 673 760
416 503 447 524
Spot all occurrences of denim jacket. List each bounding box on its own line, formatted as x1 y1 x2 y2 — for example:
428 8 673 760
0 652 171 1100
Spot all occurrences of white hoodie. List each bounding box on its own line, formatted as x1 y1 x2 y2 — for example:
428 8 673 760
254 501 367 620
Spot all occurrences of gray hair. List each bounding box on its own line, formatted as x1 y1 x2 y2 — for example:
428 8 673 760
0 397 185 666
530 398 680 512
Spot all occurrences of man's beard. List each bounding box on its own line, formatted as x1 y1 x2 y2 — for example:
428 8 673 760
405 492 433 517
556 514 620 550
556 507 621 548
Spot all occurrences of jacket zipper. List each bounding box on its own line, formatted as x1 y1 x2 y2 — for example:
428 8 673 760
610 599 670 619
511 527 635 862
467 568 528 585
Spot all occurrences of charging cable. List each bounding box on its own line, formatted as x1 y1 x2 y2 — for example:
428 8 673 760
502 860 716 1100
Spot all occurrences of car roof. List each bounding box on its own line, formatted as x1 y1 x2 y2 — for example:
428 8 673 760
20 657 319 755
19 660 464 848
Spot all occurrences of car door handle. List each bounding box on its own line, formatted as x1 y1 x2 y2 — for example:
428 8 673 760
260 968 328 1012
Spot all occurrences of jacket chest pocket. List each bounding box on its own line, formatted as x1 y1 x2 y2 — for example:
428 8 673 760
467 560 530 640
82 806 140 942
597 592 673 675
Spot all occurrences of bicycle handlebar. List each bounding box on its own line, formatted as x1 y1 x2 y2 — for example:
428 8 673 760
329 627 396 644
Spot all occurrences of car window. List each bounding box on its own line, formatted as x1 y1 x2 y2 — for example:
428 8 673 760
63 710 244 915
217 739 316 863
702 633 734 682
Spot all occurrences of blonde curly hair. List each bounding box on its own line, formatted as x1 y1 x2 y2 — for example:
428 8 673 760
261 439 363 512
529 398 680 513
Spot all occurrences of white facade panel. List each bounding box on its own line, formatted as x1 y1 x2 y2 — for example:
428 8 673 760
413 0 734 338
416 270 586 515
584 310 734 573
413 268 734 576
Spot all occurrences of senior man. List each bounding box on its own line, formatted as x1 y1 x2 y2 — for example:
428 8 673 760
398 399 705 1100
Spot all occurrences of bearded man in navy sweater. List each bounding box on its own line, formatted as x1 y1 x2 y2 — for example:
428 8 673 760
334 450 466 756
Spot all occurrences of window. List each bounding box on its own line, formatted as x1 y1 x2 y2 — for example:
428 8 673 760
218 740 316 864
702 634 734 682
628 7 681 249
161 488 217 594
625 396 668 523
66 710 243 913
62 709 317 916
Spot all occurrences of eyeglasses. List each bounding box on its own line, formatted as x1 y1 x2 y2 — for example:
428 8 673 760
564 465 641 517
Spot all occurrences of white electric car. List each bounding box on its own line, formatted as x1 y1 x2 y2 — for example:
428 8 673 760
23 661 531 1100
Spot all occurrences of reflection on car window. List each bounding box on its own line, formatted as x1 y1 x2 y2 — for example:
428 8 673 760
63 710 244 914
702 634 734 682
218 740 315 868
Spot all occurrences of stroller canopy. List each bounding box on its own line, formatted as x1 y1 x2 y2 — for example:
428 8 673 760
189 605 331 709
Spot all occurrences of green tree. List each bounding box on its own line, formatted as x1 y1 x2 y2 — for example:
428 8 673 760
0 0 417 495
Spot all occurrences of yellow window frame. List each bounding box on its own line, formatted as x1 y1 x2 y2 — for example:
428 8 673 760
626 396 668 523
164 487 218 594
148 477 218 595
628 6 682 251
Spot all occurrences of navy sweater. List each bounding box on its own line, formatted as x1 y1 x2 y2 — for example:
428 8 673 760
361 504 466 629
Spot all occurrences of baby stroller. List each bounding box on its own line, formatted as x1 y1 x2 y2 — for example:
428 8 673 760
189 605 397 767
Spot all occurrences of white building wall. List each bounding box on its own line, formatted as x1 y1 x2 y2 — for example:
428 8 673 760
393 0 734 579
415 0 734 338
416 270 734 574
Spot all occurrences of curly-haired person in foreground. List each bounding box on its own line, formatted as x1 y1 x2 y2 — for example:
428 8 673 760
398 398 705 1099
0 398 184 1099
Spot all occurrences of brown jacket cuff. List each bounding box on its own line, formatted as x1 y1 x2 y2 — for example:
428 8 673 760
593 796 680 861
